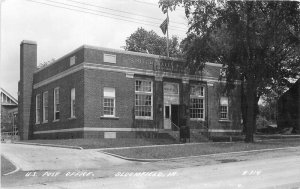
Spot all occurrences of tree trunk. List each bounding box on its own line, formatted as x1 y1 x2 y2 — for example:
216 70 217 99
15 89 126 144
241 81 247 134
244 82 257 143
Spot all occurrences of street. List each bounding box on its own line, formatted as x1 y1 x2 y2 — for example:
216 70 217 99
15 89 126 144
42 154 300 189
1 143 300 189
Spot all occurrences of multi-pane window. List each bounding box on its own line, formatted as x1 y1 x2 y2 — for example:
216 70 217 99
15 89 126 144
54 88 60 120
220 97 229 119
190 98 204 119
103 87 115 116
135 80 153 119
35 94 40 124
71 88 75 118
190 85 205 119
43 91 48 122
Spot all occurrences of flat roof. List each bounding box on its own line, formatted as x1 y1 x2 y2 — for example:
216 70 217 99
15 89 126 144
35 44 223 73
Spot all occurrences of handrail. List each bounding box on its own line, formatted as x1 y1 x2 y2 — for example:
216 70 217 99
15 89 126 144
1 132 17 136
171 121 180 131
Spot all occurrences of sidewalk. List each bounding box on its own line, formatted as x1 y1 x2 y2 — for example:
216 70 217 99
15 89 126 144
1 143 135 171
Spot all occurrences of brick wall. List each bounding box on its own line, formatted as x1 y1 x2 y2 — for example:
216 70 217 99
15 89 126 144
28 44 242 139
32 70 84 139
207 82 242 135
34 48 84 84
19 41 37 140
34 131 83 139
84 69 135 129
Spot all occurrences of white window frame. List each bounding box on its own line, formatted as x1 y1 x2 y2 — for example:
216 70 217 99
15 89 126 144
71 88 76 118
190 85 205 121
54 87 60 121
35 94 40 124
103 87 116 117
70 56 75 66
220 97 229 120
135 79 153 120
43 91 48 123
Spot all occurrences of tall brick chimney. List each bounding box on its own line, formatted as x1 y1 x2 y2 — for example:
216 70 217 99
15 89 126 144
18 40 37 140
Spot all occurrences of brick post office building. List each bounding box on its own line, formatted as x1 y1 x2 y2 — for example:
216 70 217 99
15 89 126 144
18 40 242 140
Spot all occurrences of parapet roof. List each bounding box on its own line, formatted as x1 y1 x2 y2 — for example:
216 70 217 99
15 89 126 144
35 44 223 73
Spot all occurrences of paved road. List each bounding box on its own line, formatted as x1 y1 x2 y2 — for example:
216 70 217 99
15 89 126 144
2 143 300 189
4 154 300 189
1 143 133 171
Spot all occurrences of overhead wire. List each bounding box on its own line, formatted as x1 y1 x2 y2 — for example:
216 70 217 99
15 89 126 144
134 0 186 11
26 0 187 32
64 0 187 26
44 0 178 27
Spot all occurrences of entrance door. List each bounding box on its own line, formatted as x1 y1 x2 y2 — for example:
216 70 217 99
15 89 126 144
171 105 179 130
163 82 179 129
164 105 171 129
164 104 179 130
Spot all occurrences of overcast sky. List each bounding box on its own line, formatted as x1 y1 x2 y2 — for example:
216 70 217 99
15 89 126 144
0 0 188 98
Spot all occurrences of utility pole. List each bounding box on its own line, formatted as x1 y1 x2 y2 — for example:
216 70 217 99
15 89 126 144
0 0 3 78
0 0 3 132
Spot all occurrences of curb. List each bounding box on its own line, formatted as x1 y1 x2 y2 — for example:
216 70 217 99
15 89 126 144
101 145 300 162
92 137 300 151
255 135 300 140
101 151 160 162
97 141 235 151
255 134 300 137
12 141 83 150
1 154 21 176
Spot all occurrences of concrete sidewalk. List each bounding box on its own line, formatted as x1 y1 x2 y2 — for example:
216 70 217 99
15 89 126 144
1 143 135 171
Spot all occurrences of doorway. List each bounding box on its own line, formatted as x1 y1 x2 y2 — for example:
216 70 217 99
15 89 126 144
164 104 179 130
171 105 179 130
163 82 179 130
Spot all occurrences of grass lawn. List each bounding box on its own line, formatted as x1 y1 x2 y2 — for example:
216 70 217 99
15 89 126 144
102 139 300 159
21 138 180 149
1 156 16 175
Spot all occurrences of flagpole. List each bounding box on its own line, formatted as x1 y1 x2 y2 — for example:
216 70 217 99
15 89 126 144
166 9 169 57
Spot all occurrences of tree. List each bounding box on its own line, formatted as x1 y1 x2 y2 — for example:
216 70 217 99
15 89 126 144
37 58 56 69
124 27 182 58
160 0 300 142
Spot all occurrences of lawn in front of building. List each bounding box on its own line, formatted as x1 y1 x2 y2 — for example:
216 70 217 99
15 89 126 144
102 139 300 159
21 138 180 149
1 156 16 175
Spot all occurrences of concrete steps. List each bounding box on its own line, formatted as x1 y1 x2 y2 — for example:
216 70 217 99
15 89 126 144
158 129 180 141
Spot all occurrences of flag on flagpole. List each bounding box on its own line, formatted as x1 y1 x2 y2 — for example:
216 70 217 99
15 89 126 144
160 17 169 35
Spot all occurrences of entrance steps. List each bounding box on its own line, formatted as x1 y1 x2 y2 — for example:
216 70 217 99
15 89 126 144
158 129 179 141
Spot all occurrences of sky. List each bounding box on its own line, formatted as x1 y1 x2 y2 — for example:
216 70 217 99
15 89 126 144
0 0 188 98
